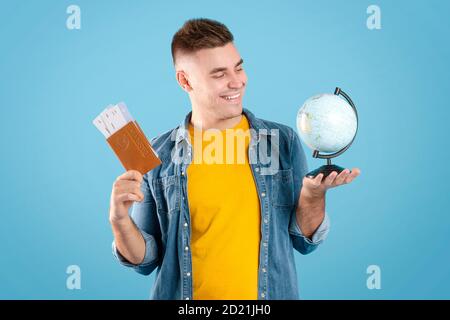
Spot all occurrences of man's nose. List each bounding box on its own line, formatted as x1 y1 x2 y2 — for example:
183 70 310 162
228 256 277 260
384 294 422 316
228 74 245 89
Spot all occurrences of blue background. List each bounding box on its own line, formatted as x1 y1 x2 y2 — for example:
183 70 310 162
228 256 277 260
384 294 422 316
0 0 449 299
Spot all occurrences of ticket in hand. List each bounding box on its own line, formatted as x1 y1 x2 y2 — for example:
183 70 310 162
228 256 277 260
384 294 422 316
93 103 134 138
93 102 161 174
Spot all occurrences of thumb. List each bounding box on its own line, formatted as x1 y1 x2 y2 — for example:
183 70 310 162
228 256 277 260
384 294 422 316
304 173 324 188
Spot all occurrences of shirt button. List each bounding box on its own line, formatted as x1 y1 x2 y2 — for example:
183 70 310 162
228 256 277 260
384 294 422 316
255 167 260 172
262 268 266 273
181 171 185 176
264 219 268 224
261 192 266 197
263 242 267 247
186 272 191 277
184 222 188 227
185 246 189 251
261 293 265 299
185 297 190 300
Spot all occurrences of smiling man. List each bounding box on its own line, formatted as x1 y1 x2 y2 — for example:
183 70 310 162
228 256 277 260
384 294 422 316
109 18 360 300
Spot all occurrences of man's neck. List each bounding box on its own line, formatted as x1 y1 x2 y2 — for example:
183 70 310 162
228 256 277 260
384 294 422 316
190 109 242 131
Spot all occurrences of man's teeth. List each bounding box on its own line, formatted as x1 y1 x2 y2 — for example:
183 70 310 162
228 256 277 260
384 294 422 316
222 93 240 100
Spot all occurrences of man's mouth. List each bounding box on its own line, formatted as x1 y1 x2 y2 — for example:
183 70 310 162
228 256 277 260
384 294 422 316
220 93 241 102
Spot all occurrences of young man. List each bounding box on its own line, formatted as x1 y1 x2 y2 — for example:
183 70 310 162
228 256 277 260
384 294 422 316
109 18 360 300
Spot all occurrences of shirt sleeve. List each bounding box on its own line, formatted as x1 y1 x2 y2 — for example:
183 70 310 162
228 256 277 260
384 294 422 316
288 211 330 253
112 173 161 276
288 127 331 255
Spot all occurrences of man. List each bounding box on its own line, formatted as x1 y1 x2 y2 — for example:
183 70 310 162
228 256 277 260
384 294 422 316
110 18 360 300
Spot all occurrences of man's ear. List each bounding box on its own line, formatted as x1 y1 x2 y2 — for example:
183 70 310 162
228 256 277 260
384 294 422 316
176 70 193 93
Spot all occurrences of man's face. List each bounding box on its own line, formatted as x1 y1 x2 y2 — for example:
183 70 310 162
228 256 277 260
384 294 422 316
177 42 247 120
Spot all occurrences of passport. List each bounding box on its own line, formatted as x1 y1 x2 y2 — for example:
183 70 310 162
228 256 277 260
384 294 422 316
93 102 161 174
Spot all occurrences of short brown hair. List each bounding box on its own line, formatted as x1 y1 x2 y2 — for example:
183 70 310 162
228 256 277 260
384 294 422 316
171 18 234 64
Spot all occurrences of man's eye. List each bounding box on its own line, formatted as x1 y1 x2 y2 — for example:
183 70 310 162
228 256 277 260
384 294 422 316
236 67 243 71
213 73 225 79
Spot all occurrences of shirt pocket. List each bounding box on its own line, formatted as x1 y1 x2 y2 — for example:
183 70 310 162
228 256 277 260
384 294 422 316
153 174 181 214
271 168 295 208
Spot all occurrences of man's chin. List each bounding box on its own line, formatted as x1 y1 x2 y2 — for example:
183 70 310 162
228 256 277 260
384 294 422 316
221 103 243 116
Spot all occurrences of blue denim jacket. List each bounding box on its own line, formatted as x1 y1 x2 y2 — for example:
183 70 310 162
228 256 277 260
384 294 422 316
112 108 330 300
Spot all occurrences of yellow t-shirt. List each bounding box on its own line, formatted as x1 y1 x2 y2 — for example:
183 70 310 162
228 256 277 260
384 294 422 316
187 114 261 300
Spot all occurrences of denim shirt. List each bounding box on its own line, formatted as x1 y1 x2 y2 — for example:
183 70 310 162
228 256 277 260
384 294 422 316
112 108 330 300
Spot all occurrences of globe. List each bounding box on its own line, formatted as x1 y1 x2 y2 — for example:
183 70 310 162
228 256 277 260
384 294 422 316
297 94 357 153
296 87 358 179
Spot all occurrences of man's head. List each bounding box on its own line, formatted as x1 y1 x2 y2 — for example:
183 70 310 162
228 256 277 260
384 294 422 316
172 18 247 123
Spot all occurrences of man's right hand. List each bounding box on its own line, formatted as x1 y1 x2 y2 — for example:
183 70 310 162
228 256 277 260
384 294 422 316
109 170 144 224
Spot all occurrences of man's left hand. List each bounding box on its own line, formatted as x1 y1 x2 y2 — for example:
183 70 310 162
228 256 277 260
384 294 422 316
296 168 361 239
301 167 361 200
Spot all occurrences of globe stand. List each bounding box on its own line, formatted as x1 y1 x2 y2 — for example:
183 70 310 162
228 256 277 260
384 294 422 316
306 159 346 179
305 87 358 181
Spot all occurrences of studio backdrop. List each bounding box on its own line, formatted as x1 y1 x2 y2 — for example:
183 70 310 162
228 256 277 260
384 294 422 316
0 0 448 299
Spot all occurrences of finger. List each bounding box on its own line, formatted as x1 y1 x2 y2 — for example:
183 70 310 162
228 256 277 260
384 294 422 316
115 193 143 203
304 174 321 188
115 180 141 189
344 168 361 183
334 169 350 185
324 171 338 186
114 179 140 192
115 185 144 199
309 173 324 187
114 180 143 196
116 170 143 183
120 190 144 201
350 167 361 177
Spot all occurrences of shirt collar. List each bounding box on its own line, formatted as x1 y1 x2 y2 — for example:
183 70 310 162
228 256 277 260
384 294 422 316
174 108 276 146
